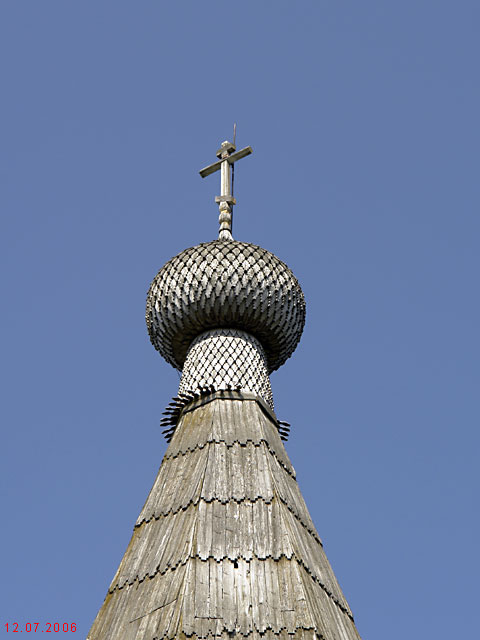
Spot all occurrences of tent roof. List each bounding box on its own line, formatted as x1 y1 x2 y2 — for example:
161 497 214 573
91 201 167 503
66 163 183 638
88 392 361 640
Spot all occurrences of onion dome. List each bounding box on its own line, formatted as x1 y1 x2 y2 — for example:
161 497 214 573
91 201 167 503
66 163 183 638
146 239 305 373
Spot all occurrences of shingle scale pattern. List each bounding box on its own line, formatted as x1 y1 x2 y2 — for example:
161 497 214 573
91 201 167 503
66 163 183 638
179 329 274 408
88 398 361 640
146 240 306 373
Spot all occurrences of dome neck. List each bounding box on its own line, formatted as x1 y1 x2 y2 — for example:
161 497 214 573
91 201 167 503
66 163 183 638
179 328 273 409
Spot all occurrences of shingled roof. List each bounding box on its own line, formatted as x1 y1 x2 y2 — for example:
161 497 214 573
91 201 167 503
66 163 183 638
88 392 361 639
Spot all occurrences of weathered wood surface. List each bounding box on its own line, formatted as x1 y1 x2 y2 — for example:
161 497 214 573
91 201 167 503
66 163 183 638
88 397 361 640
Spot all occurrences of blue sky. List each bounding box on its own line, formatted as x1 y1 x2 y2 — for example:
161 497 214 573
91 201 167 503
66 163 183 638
1 2 479 638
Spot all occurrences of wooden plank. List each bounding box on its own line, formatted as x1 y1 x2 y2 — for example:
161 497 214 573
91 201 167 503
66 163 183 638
222 558 236 632
235 558 252 633
212 498 226 561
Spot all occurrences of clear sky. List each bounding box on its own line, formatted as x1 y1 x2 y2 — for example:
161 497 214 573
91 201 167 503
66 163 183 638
1 2 479 638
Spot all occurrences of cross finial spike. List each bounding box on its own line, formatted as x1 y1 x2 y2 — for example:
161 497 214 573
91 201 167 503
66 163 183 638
199 132 253 240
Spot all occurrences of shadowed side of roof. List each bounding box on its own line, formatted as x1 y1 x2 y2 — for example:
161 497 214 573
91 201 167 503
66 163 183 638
88 396 361 640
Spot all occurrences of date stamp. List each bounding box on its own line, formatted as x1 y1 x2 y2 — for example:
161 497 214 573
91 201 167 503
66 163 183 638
4 623 77 633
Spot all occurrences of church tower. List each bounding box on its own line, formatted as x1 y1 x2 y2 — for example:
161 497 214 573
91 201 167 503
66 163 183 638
88 137 362 640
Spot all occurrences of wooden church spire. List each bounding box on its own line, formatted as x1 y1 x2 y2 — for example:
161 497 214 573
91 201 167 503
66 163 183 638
88 135 362 640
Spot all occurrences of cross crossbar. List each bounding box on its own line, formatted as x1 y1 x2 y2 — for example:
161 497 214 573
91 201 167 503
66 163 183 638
199 146 253 178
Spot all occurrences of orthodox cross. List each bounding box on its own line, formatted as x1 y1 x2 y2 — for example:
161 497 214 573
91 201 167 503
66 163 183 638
199 133 252 240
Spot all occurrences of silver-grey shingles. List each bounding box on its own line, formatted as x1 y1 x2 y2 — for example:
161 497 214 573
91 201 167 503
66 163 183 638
179 329 274 409
146 241 306 373
88 396 361 639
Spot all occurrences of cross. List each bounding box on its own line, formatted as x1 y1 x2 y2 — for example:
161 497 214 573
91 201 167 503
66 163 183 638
199 136 253 240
